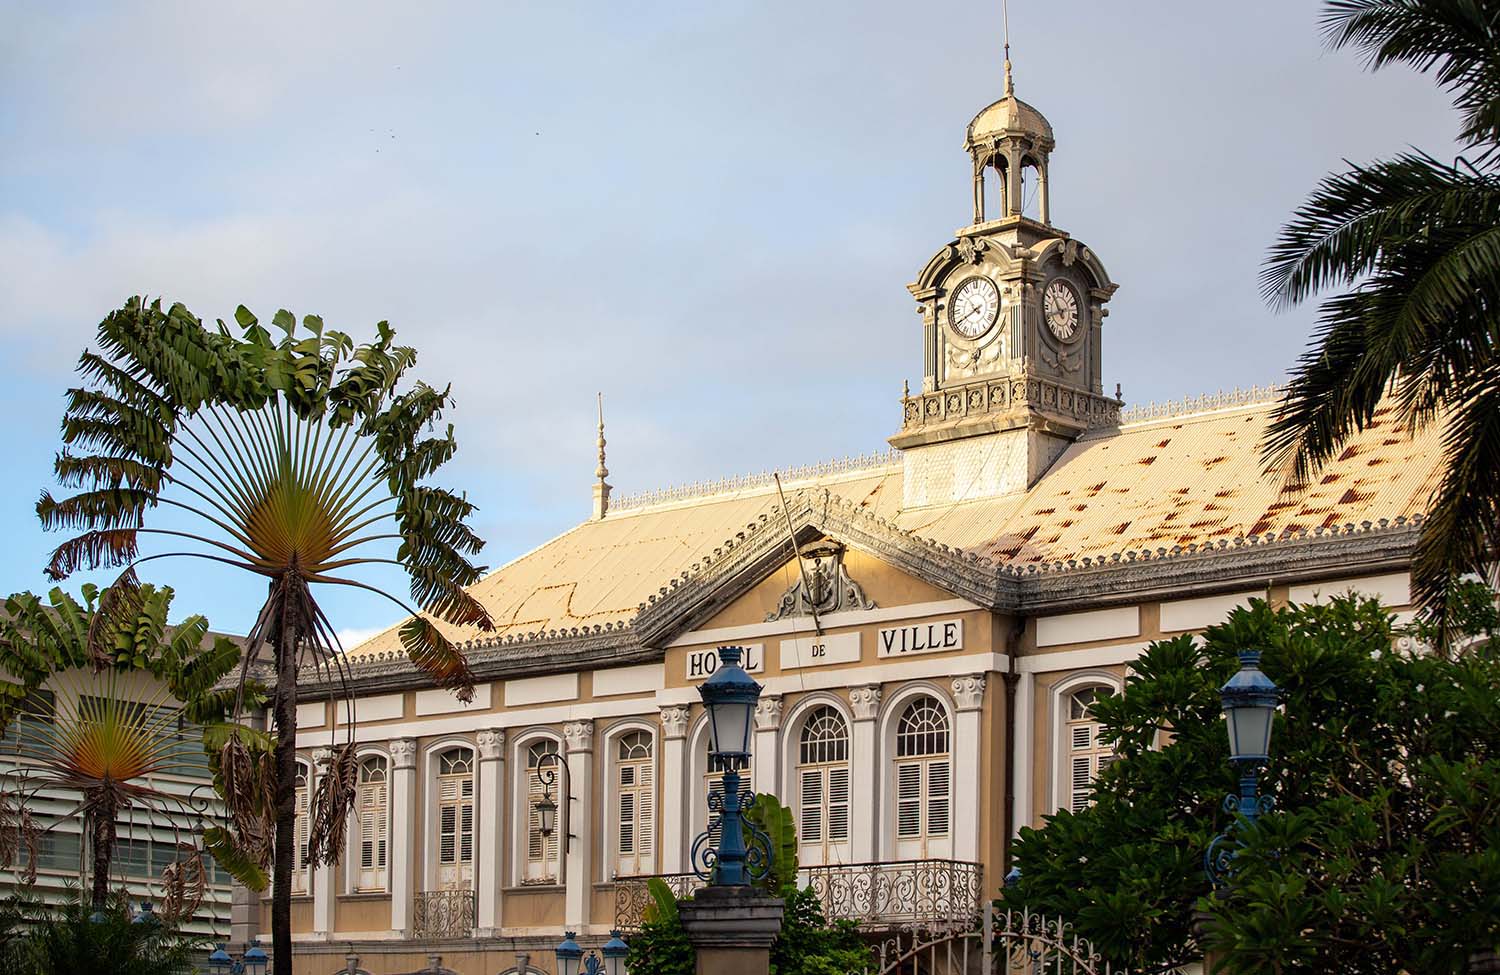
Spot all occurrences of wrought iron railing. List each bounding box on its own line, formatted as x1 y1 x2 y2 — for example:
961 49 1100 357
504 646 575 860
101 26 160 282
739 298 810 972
411 889 475 939
805 859 982 931
613 859 981 932
612 872 706 931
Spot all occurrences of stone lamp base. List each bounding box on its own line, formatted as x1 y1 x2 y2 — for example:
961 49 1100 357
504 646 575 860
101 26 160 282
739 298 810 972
678 886 785 975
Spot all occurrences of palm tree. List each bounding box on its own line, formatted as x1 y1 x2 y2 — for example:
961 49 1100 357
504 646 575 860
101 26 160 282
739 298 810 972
1261 0 1500 639
0 584 247 916
35 299 495 975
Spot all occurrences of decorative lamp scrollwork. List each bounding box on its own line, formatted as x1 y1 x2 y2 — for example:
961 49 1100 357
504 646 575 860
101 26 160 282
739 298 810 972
1205 648 1279 888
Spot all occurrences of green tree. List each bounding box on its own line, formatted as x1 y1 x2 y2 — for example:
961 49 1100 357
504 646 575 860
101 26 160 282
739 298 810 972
1261 0 1500 634
36 298 495 975
0 583 251 912
1005 589 1500 973
0 892 205 975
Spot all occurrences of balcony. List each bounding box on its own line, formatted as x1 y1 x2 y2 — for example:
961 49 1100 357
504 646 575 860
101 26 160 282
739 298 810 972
613 859 982 933
412 889 476 939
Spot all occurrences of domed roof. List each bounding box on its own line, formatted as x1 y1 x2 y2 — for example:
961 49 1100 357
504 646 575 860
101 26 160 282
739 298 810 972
965 93 1054 150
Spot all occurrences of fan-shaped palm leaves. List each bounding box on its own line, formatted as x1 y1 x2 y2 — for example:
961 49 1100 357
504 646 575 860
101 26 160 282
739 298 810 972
36 298 493 975
0 584 249 918
1262 1 1500 638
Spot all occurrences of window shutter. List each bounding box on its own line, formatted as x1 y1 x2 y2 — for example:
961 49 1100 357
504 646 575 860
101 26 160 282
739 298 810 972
1071 756 1093 812
619 793 635 855
800 769 824 842
896 762 922 837
636 760 655 871
927 760 950 836
828 767 850 842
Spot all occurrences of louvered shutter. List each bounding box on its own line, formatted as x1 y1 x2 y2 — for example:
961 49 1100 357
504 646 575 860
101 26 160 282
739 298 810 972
1071 756 1092 812
828 767 850 842
293 779 309 894
460 777 474 864
800 769 824 842
357 777 388 890
635 761 655 872
439 776 459 864
896 763 922 837
927 760 950 835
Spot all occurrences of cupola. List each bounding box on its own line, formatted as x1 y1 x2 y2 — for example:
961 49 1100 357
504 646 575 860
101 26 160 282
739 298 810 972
964 53 1055 226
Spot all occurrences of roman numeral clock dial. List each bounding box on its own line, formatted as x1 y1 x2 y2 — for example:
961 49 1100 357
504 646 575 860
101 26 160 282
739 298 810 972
1044 279 1081 341
947 276 1000 339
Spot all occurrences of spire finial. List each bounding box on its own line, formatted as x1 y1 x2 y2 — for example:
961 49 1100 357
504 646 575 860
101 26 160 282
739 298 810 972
592 392 612 520
595 391 608 481
1002 0 1014 97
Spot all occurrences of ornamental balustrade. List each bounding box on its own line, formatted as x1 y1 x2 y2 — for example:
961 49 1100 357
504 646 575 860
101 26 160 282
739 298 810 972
411 890 476 939
612 859 981 933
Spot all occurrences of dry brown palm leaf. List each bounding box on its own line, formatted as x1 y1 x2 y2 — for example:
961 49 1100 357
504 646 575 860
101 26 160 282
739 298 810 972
158 842 207 922
306 742 357 866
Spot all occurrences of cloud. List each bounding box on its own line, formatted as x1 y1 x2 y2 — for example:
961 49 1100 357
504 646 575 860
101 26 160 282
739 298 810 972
0 0 1463 631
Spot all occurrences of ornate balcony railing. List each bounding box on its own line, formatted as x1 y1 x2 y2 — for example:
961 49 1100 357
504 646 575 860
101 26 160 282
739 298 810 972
612 872 706 931
613 860 981 933
805 859 982 931
412 889 476 939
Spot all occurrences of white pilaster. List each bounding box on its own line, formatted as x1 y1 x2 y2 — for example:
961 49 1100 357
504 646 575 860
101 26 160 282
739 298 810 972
475 729 505 936
389 738 418 935
563 721 594 928
311 747 334 940
1011 672 1034 835
752 695 782 796
848 685 881 863
951 676 985 863
659 706 689 873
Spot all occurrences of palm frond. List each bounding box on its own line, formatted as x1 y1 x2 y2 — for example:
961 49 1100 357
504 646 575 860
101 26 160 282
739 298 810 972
399 616 477 702
1322 0 1500 146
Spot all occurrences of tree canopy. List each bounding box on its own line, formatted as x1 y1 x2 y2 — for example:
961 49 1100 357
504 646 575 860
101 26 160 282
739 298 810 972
1006 587 1500 974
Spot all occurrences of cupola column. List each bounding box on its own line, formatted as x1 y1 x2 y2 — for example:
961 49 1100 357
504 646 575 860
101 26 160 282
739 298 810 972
1037 161 1050 225
1006 147 1024 218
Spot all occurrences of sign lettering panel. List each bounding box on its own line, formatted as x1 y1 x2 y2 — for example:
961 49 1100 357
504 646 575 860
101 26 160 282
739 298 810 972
779 632 861 670
876 618 964 658
685 644 765 681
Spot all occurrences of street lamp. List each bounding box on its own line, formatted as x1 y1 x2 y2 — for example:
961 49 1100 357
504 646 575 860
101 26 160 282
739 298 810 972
534 751 566 842
554 929 628 975
1205 648 1279 887
689 644 769 887
208 940 269 975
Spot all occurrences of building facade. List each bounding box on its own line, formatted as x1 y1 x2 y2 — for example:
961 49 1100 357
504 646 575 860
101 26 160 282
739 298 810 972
269 59 1447 975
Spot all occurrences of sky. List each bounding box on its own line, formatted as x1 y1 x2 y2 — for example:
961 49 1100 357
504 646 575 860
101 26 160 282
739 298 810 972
0 1 1460 643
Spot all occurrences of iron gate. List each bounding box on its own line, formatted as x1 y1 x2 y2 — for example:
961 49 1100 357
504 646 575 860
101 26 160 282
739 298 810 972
871 902 1128 975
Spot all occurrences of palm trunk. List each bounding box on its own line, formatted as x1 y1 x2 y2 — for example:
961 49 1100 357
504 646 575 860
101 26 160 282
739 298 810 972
90 799 117 910
270 596 301 975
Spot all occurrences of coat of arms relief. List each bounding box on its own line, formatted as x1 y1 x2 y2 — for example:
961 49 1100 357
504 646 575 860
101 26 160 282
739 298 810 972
766 541 876 621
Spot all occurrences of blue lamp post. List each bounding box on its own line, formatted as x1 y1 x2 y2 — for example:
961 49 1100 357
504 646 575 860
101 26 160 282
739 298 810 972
555 930 626 975
208 940 269 975
1205 648 1279 887
691 645 765 887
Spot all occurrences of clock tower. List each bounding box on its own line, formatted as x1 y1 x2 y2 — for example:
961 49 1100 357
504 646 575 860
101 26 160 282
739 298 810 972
891 52 1122 508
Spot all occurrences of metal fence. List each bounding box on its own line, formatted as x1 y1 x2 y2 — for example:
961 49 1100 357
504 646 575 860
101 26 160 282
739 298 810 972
411 889 476 939
613 859 982 933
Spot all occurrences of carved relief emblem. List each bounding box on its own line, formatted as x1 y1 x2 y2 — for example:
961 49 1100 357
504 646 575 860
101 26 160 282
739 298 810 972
766 541 876 621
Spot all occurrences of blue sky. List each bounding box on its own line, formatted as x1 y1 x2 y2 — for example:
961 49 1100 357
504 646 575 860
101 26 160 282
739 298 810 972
0 1 1459 642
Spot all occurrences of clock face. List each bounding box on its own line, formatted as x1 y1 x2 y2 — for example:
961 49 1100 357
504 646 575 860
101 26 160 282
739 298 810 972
1044 280 1081 341
948 276 1001 339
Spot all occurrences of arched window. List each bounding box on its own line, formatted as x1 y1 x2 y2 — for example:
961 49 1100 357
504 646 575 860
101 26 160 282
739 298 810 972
796 706 850 865
893 696 951 859
614 731 655 877
355 756 389 892
1066 688 1114 812
291 763 310 895
524 740 560 883
436 748 475 890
